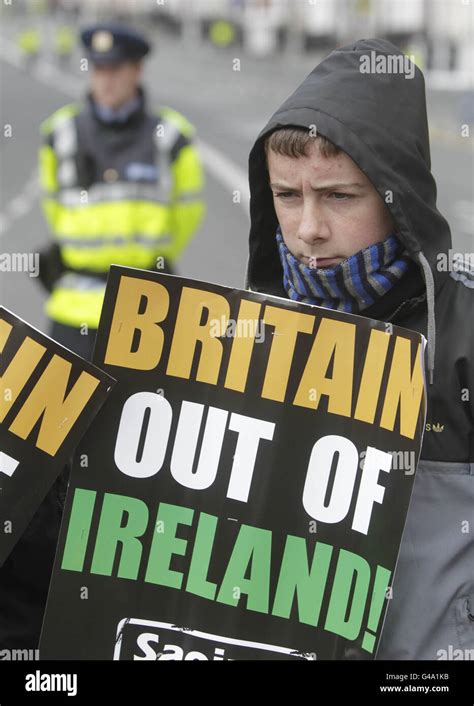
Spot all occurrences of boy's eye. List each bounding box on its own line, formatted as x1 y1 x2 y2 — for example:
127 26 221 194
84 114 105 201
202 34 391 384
329 192 353 200
275 191 298 200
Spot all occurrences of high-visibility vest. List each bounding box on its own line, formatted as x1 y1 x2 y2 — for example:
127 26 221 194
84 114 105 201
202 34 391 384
17 28 41 56
54 26 76 56
39 96 205 329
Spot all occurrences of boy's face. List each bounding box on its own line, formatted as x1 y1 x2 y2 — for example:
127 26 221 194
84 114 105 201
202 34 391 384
268 141 395 267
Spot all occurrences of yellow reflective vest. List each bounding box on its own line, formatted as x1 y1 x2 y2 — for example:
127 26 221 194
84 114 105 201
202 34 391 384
39 92 205 328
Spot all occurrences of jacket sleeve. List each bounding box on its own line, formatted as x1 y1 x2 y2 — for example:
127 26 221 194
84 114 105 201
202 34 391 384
38 103 79 236
38 129 60 235
160 107 206 261
37 124 65 291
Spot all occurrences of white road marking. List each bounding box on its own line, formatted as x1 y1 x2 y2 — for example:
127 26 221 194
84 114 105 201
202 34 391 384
454 200 474 236
0 169 40 240
0 214 12 236
197 139 250 214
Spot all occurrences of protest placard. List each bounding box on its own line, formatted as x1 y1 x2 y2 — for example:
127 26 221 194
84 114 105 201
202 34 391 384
40 267 426 660
0 307 115 566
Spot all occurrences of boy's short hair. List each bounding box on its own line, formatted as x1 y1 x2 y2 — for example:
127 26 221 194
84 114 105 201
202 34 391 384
264 127 341 159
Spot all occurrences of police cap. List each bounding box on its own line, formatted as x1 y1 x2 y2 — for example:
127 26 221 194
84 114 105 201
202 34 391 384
81 23 151 64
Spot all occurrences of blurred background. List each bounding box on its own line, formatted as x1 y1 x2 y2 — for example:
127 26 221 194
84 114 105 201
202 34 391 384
0 0 473 335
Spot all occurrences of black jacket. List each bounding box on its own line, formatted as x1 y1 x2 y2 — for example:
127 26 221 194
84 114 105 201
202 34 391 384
245 38 474 659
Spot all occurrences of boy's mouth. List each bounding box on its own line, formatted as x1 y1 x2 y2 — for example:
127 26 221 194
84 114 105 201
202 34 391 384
302 256 342 268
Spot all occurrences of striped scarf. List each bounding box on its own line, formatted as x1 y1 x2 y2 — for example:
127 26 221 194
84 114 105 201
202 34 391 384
275 226 412 313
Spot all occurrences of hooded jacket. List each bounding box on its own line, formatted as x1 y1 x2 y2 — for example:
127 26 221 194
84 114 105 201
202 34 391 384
245 38 474 660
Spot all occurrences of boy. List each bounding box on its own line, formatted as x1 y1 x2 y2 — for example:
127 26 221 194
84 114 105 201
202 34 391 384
245 38 473 659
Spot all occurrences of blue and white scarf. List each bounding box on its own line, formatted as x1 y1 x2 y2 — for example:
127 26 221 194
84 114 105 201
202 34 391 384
275 226 412 313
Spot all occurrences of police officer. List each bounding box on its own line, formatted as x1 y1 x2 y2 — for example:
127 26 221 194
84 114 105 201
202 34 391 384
38 23 205 360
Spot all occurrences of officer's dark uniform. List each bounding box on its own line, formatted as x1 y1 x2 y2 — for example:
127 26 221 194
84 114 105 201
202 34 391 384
39 23 205 361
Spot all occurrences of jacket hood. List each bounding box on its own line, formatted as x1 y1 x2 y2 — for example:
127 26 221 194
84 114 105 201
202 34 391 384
246 37 453 384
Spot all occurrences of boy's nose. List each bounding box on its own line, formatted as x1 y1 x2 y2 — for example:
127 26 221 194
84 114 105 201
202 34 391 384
297 202 330 245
